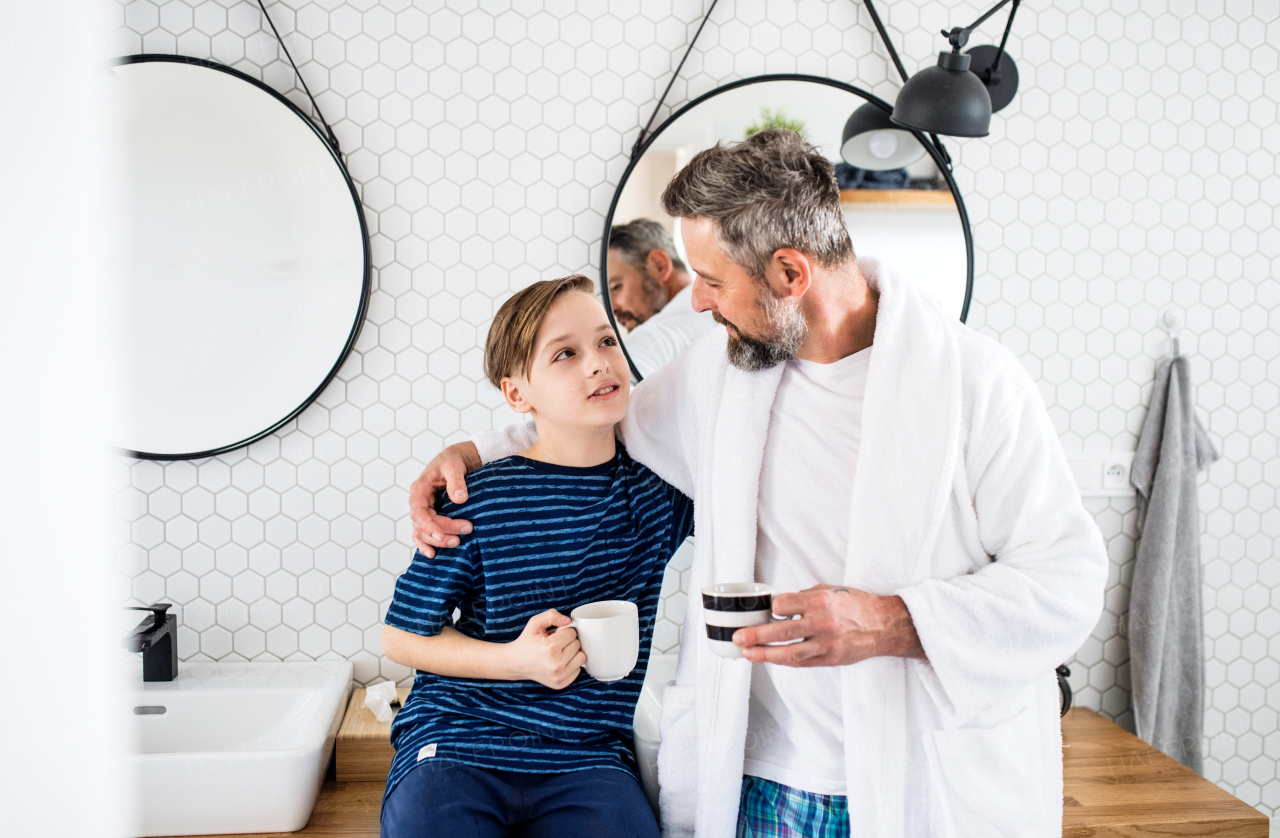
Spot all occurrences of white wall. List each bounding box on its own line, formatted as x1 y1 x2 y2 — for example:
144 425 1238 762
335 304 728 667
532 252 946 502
110 0 1280 817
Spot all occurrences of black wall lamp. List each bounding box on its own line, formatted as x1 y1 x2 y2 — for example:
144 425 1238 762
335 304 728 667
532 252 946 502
842 0 1023 168
841 103 927 170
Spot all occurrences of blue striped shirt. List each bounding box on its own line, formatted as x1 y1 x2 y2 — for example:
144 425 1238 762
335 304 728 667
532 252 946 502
383 447 694 800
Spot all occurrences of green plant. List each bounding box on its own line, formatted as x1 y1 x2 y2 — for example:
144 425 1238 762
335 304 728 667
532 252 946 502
744 108 807 139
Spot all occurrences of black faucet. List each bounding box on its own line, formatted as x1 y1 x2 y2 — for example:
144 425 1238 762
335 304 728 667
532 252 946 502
123 603 179 682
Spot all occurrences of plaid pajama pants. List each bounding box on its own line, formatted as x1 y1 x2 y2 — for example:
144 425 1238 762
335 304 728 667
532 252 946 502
736 775 850 838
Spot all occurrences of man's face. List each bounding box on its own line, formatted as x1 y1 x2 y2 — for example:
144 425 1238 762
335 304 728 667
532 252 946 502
607 249 669 330
682 217 808 372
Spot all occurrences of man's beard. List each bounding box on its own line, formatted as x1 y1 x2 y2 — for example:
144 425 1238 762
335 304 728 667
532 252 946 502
616 270 670 329
714 290 808 372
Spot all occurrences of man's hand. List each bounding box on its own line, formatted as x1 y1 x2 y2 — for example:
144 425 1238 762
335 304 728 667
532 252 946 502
733 585 926 666
504 609 586 690
409 441 482 556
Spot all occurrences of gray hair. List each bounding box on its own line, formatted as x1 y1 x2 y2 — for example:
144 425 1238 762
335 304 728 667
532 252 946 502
608 218 687 272
660 128 854 282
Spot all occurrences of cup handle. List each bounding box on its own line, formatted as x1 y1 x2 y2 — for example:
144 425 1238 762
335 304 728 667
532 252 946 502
555 618 578 632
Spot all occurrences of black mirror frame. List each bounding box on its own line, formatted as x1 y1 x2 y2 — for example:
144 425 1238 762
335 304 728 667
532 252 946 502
116 54 372 461
599 73 975 382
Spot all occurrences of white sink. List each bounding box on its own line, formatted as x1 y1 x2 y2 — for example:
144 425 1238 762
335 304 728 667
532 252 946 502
124 661 352 837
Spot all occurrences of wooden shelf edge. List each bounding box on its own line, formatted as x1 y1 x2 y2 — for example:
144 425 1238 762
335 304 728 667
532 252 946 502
839 188 955 206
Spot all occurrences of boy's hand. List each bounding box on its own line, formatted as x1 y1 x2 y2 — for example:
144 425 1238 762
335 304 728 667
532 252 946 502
504 609 586 689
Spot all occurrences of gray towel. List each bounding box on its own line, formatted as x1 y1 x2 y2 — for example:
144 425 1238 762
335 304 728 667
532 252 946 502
1128 355 1218 773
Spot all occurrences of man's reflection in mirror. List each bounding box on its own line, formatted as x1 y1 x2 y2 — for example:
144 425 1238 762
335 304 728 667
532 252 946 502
606 219 718 379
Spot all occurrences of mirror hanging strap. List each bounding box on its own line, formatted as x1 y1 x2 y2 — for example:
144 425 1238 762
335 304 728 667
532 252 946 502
630 0 723 161
255 0 343 156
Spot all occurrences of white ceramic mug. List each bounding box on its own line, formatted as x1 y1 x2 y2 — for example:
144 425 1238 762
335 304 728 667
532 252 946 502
564 600 639 682
702 582 777 658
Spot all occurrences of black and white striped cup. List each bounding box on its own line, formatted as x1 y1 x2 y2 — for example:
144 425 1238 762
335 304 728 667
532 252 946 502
702 582 775 658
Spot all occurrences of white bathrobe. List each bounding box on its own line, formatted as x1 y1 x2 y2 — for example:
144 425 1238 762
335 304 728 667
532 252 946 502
475 261 1108 838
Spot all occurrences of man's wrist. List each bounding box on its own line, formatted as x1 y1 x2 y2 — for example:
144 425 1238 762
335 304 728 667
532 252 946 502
876 594 926 660
458 441 482 472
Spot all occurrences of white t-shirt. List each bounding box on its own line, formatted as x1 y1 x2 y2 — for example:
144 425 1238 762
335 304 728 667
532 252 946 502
621 283 719 380
742 346 871 796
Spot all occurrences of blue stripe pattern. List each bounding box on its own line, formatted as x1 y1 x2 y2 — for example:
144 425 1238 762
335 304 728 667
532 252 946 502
383 447 694 801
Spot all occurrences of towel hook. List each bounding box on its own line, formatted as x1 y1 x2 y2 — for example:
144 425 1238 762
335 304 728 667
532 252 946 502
1161 307 1184 358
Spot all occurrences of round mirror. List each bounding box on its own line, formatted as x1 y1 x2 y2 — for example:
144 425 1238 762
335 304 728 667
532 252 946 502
111 56 370 459
602 74 973 381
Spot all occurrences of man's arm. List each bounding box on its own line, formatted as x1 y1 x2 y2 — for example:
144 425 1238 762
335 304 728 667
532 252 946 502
407 418 539 556
890 383 1108 721
410 339 709 555
614 335 706 495
735 379 1106 717
381 610 585 690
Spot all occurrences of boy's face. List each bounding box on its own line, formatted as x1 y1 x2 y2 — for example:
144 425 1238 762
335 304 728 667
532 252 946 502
502 291 630 431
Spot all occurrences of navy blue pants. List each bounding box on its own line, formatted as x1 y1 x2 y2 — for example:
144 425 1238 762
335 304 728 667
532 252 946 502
381 760 659 838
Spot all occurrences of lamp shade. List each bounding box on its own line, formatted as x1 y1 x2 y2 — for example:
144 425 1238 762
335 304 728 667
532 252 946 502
891 50 992 138
840 103 926 171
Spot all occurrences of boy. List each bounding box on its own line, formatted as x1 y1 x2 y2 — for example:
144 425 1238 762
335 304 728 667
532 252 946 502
380 275 694 837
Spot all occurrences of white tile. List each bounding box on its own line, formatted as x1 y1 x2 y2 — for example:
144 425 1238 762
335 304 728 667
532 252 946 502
109 0 1280 814
200 625 233 660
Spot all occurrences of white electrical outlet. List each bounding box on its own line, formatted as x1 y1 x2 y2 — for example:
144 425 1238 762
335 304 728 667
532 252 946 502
1065 452 1137 497
1102 455 1133 489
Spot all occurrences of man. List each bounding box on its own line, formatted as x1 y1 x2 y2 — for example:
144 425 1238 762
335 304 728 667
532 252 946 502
607 218 718 378
409 130 1107 838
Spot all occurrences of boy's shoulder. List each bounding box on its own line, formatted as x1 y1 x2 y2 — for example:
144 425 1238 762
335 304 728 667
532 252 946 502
440 447 675 517
437 456 539 518
614 444 683 494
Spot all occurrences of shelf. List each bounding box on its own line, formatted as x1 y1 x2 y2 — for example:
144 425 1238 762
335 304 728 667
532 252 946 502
839 188 955 206
335 687 410 782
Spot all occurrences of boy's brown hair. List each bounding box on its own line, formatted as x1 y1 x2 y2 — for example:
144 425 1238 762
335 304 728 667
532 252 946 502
483 274 596 389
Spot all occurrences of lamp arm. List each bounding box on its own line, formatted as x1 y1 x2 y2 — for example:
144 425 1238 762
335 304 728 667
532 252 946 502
856 0 955 171
987 0 1021 78
858 0 910 84
955 0 1015 41
944 0 1022 81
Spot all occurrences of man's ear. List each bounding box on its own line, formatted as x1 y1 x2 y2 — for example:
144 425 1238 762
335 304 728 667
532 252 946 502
769 248 813 299
501 377 534 415
646 248 674 282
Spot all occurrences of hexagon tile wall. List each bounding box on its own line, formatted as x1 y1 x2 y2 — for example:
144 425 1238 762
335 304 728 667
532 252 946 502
110 0 1279 817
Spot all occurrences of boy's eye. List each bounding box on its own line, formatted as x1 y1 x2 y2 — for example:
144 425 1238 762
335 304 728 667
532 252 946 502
602 336 617 347
553 348 573 361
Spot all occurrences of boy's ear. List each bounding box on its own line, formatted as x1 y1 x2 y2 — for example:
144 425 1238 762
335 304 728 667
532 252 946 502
501 376 533 414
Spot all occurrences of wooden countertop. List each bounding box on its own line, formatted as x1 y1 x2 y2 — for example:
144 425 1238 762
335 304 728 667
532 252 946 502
334 688 410 783
166 707 1268 837
1061 707 1268 836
